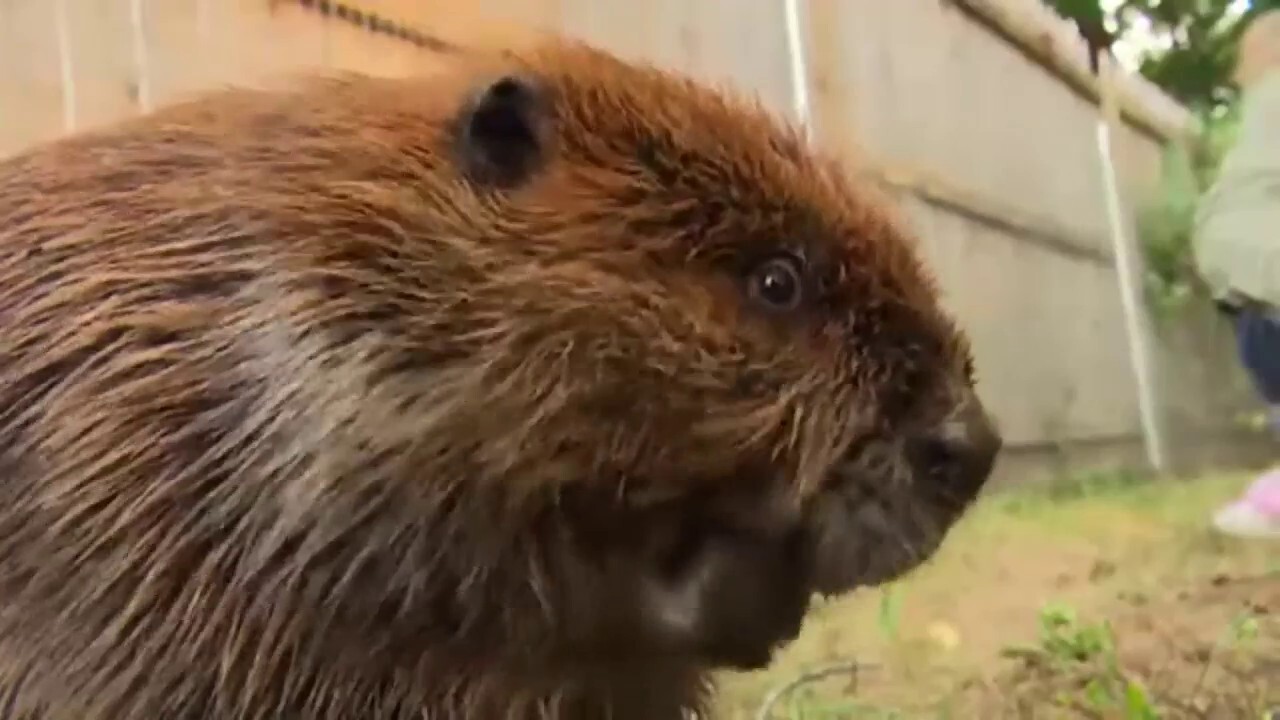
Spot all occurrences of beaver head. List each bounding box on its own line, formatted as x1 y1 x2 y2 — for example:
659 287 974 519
0 38 999 719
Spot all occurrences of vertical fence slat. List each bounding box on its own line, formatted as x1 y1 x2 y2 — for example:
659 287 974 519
53 0 77 132
130 0 152 112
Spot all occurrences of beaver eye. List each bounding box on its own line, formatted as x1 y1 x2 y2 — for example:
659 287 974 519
746 254 804 311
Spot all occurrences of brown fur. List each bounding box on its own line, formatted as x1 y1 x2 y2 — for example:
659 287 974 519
0 38 997 720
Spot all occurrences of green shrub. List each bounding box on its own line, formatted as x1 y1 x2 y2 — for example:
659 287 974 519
1137 104 1242 321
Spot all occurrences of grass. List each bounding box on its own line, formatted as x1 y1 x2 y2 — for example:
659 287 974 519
713 470 1279 719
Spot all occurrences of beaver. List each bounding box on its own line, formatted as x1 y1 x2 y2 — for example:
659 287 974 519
0 36 1001 720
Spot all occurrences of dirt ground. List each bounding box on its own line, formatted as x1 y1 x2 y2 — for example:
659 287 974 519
715 471 1279 719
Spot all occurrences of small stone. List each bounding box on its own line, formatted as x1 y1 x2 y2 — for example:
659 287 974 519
926 621 961 652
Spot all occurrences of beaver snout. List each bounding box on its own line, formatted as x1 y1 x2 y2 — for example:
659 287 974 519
803 388 1001 597
904 390 1002 502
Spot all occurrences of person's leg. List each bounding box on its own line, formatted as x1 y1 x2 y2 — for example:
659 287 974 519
1213 308 1280 538
1236 308 1280 409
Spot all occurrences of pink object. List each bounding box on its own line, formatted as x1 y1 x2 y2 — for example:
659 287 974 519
1244 470 1280 515
1212 469 1280 539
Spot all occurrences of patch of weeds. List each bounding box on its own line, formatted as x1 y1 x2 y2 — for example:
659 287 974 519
997 602 1158 718
1047 469 1153 501
996 468 1157 516
989 600 1276 719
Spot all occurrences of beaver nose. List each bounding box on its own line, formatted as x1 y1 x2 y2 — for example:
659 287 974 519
908 393 1002 497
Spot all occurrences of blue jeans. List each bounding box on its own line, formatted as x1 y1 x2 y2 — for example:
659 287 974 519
1236 307 1280 409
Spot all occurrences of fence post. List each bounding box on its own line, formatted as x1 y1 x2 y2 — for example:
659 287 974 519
129 0 153 112
53 0 76 132
783 0 812 137
1095 55 1169 473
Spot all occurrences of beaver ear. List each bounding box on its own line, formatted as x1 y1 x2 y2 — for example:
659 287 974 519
455 75 551 188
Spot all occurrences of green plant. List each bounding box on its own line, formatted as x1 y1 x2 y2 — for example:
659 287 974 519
1036 603 1116 665
1002 603 1274 719
1002 603 1163 719
1228 612 1261 647
876 585 905 643
1044 0 1275 111
1136 103 1241 320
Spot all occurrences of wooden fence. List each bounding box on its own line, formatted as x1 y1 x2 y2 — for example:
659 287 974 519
0 0 1266 482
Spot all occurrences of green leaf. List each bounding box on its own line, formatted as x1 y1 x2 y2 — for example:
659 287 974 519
876 585 904 641
1123 679 1160 720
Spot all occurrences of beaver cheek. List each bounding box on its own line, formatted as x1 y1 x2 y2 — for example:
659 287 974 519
636 530 812 669
803 488 895 596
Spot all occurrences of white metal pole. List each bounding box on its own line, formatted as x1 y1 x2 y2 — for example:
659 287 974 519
1095 58 1168 472
783 0 813 138
53 0 77 132
129 0 153 113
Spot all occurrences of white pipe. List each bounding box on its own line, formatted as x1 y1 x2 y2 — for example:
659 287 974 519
53 0 76 132
782 0 813 137
129 0 152 112
1095 111 1168 473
